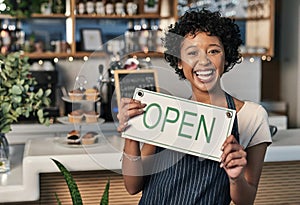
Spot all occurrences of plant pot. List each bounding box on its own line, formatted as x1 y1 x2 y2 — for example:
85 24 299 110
0 133 10 173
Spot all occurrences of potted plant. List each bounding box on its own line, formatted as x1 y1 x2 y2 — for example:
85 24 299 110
52 158 110 205
0 52 51 172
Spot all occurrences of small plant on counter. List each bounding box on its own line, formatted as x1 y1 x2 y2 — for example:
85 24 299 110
0 52 51 133
51 158 110 205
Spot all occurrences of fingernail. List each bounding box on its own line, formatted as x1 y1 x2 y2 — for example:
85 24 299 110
220 156 223 162
221 146 224 151
220 163 224 168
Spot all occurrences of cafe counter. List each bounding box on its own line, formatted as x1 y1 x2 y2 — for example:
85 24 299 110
0 123 299 204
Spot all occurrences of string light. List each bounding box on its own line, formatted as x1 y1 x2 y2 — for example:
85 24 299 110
83 56 89 61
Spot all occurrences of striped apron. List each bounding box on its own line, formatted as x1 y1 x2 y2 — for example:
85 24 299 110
139 93 239 205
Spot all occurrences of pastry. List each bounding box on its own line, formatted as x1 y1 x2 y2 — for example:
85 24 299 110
67 130 81 145
81 132 97 145
84 88 99 101
84 111 99 123
68 89 84 101
68 109 84 123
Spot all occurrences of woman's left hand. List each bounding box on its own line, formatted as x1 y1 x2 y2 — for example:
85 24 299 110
220 135 247 180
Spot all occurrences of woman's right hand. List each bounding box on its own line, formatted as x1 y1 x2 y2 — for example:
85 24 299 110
117 98 147 132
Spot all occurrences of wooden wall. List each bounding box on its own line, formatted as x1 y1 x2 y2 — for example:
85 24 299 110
3 161 300 205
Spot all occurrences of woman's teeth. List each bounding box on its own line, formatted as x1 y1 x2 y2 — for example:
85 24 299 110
194 69 215 82
195 70 214 76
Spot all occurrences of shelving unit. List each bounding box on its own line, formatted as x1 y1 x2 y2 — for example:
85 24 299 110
175 0 275 58
0 0 275 59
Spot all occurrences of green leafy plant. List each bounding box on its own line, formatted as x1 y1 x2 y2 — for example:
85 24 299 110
2 0 50 18
51 158 110 205
0 52 51 133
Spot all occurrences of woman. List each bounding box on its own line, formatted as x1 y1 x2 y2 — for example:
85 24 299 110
117 9 272 205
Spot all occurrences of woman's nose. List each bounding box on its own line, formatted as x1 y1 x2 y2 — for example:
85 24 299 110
196 52 210 66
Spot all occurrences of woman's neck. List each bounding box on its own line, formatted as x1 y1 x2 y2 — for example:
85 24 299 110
191 89 227 108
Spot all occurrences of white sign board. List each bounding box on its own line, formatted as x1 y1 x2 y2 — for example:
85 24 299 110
122 88 236 161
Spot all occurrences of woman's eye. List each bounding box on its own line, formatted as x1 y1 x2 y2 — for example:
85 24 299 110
208 49 221 55
187 50 198 56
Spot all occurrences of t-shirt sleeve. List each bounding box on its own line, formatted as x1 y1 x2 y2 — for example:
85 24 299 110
247 105 272 148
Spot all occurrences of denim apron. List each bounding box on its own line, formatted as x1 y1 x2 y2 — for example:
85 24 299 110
139 93 239 205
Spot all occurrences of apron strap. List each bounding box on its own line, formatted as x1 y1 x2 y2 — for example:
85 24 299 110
225 92 240 143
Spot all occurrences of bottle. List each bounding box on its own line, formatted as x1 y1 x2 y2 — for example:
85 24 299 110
0 19 12 54
139 19 150 53
15 20 25 51
124 20 134 52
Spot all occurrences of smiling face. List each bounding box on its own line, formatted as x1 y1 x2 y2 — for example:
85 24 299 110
179 32 226 94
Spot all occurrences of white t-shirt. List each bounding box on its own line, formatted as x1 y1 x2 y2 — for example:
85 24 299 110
237 101 272 149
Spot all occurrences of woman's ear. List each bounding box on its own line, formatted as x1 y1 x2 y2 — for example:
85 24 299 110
178 62 183 69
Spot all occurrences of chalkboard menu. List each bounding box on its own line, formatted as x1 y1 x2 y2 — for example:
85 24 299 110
114 69 159 108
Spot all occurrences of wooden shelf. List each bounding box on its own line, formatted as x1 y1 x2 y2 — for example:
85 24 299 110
233 16 271 21
73 51 108 58
23 52 73 59
128 51 164 58
75 14 171 19
23 51 108 59
31 13 69 18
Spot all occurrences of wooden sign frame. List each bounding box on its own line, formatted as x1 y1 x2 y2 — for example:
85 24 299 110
114 69 159 109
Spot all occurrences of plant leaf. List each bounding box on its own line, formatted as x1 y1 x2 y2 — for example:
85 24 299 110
11 85 22 95
55 193 62 205
100 179 110 205
51 158 83 205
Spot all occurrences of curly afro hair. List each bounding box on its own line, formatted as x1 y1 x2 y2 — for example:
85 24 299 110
163 9 243 79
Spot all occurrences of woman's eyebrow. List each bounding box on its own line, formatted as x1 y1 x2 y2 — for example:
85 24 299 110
209 43 222 48
183 45 197 51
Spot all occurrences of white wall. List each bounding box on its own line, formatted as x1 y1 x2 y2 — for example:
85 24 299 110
55 57 262 108
279 1 300 128
222 58 261 103
151 57 262 102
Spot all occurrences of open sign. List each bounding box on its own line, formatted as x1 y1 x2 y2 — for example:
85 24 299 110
122 89 236 161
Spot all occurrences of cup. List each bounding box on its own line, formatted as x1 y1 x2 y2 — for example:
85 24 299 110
126 2 138 16
115 2 125 15
105 3 114 15
86 1 95 14
96 2 105 15
78 2 85 14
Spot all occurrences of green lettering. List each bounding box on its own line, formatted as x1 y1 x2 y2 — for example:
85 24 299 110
178 111 197 139
195 115 216 143
161 106 180 132
143 103 162 129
